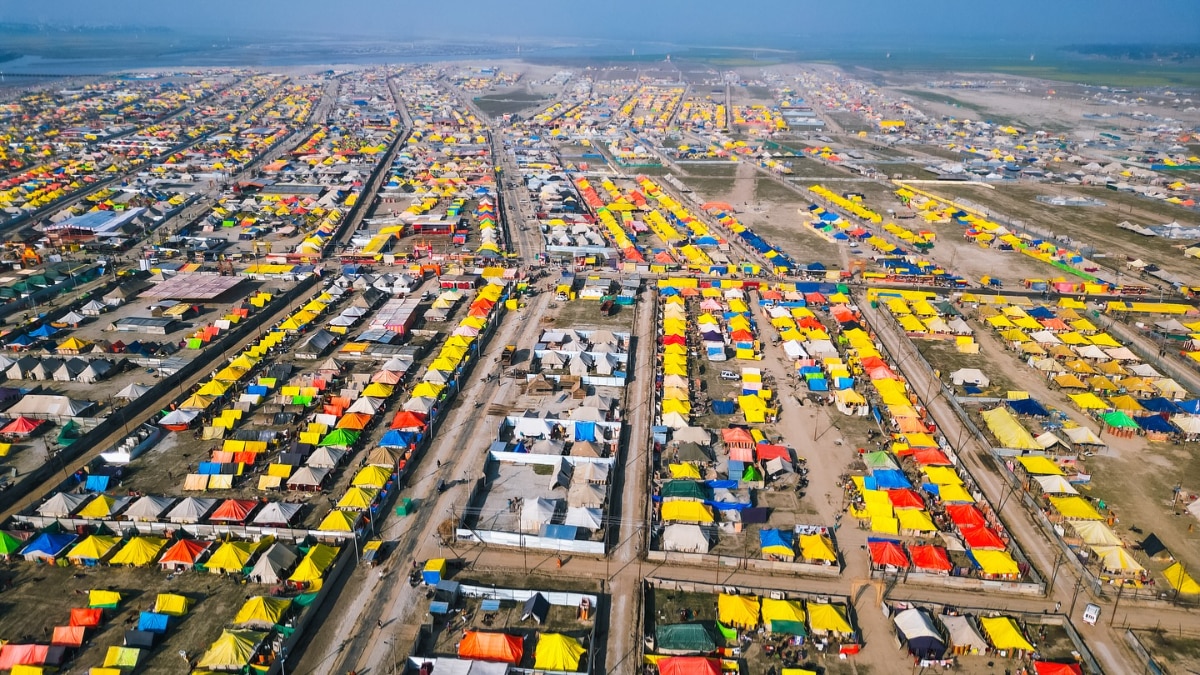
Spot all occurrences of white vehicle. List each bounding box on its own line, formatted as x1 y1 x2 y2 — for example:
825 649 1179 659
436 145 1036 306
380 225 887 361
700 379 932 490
1082 603 1101 625
719 370 739 380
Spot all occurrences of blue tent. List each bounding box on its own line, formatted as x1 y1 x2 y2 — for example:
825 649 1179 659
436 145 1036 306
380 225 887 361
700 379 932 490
29 324 58 338
1176 400 1200 415
7 334 33 347
138 611 171 633
84 475 110 492
1135 415 1174 433
759 528 793 552
379 430 418 448
1007 398 1050 417
1139 398 1181 415
1026 307 1055 319
869 469 912 490
21 532 76 560
711 400 737 415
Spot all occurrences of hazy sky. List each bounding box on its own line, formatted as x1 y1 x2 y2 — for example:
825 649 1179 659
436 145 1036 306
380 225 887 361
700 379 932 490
4 0 1199 45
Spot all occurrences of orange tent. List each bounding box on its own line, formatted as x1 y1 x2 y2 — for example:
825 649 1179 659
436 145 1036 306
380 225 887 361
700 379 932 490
458 631 524 664
159 539 209 569
69 608 103 627
337 413 373 430
659 657 721 675
390 411 427 430
209 499 258 522
51 626 86 647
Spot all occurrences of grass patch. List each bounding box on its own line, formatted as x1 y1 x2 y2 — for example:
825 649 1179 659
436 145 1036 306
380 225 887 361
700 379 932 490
473 90 549 116
754 178 800 202
684 163 738 177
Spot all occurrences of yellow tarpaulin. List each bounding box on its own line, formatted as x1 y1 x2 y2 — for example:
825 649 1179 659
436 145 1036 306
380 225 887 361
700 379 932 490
661 501 714 523
1164 562 1200 594
972 550 1020 575
807 603 853 635
718 594 760 627
980 407 1041 450
155 593 191 616
979 616 1033 651
1017 456 1063 475
533 633 586 671
798 534 837 561
1049 496 1103 520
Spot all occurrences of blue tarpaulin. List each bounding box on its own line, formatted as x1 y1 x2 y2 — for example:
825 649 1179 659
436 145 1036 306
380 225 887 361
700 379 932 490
869 469 913 490
1139 398 1181 415
85 475 110 492
711 400 737 415
760 528 793 551
138 612 170 633
1007 398 1050 417
1135 415 1174 433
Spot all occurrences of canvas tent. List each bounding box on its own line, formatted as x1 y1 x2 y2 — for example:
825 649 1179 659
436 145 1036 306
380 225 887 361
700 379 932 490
893 608 946 659
247 543 298 584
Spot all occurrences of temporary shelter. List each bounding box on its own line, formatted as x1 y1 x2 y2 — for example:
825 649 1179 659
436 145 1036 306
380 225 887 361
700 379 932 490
660 524 712 553
807 603 853 637
533 633 586 671
717 594 760 628
166 497 216 523
247 543 298 584
979 616 1034 653
195 630 266 671
110 537 167 566
893 608 946 659
125 495 175 521
206 541 256 574
158 539 209 570
658 657 721 675
251 502 302 527
761 598 806 636
520 498 560 533
458 631 524 664
234 596 292 629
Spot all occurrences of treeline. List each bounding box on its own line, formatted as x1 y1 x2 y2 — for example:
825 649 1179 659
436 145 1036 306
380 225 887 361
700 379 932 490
1061 44 1200 62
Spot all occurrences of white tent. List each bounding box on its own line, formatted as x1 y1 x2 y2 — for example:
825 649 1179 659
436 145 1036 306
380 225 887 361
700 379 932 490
893 609 945 652
572 462 610 484
569 406 606 422
305 447 346 469
115 383 154 400
673 426 711 445
347 397 384 415
1035 432 1069 450
1172 416 1200 434
1033 475 1079 495
79 359 115 384
567 483 606 509
520 498 560 533
37 492 89 517
1063 426 1105 445
950 368 989 387
1074 520 1121 546
247 542 298 584
564 506 603 530
252 502 302 527
124 495 176 521
166 497 216 523
548 459 572 490
8 394 93 417
59 311 88 325
938 615 987 653
661 524 712 553
287 467 329 489
403 397 437 414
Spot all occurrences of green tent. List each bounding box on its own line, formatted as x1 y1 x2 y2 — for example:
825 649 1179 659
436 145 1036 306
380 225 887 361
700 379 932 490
0 531 23 556
319 429 360 447
862 451 898 471
768 620 807 636
661 481 710 501
1101 411 1139 429
655 623 715 653
57 420 82 446
742 464 762 482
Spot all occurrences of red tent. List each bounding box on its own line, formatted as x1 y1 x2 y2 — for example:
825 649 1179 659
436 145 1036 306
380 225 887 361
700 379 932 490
960 526 1006 550
946 504 987 528
662 335 686 346
868 539 910 568
51 625 86 647
209 499 258 523
69 607 104 627
1033 662 1083 675
158 539 209 569
659 656 721 675
754 444 790 462
458 631 523 664
1 416 44 436
860 356 889 371
337 413 373 430
390 411 427 430
804 292 826 305
912 449 952 466
887 489 926 510
729 329 755 342
0 644 48 669
909 545 952 572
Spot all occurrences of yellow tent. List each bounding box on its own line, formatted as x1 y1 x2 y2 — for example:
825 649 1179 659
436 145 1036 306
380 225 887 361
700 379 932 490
718 594 760 627
155 593 192 616
807 603 853 636
289 544 339 583
103 646 141 669
980 407 1041 450
762 598 805 630
661 501 714 523
337 487 379 510
1164 562 1200 594
1090 545 1146 574
979 616 1034 651
88 589 122 608
1069 392 1109 410
196 380 229 397
896 509 937 532
352 465 393 488
798 534 837 562
938 484 975 503
109 536 167 566
77 495 121 519
534 633 586 671
1049 496 1103 520
1016 456 1063 475
67 535 119 563
206 541 255 573
318 509 359 532
179 394 214 410
922 466 963 485
234 596 292 628
668 463 701 479
196 629 266 670
972 550 1020 575
363 382 397 398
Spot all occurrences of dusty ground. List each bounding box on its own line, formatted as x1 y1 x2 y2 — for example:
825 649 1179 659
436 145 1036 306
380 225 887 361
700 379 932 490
1131 628 1200 675
0 561 253 674
910 298 1200 590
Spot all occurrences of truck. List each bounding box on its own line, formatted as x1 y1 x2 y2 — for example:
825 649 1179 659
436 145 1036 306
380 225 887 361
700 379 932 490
501 344 517 366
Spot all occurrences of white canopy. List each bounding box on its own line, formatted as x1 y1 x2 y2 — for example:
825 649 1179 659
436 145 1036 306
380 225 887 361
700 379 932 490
116 383 154 400
252 502 302 527
247 542 298 584
166 497 216 523
287 466 329 488
564 506 603 530
893 608 944 646
124 495 176 521
305 447 346 469
939 614 987 652
1063 426 1104 445
661 523 712 553
520 498 560 533
1034 475 1078 495
567 483 606 509
37 492 89 517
